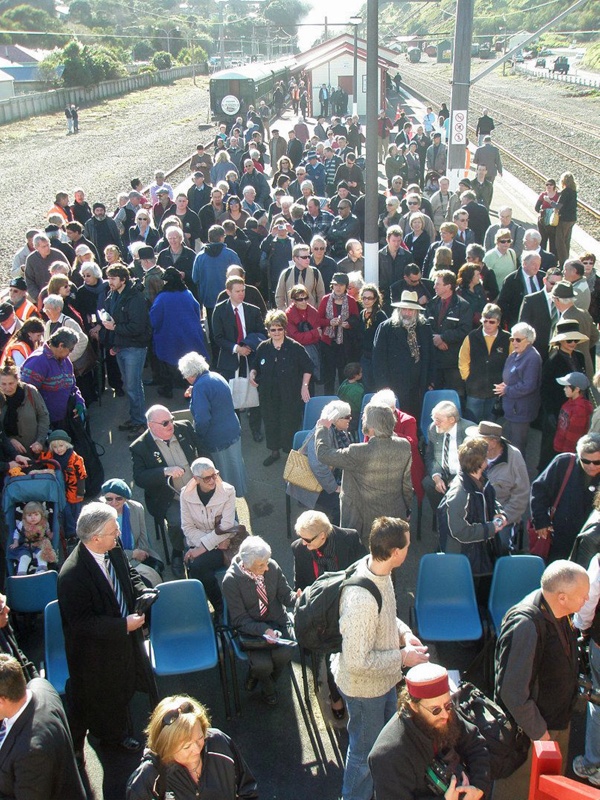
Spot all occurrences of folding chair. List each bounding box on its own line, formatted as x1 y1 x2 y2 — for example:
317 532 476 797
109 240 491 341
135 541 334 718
285 429 312 539
149 579 231 717
303 396 338 430
6 570 58 614
44 600 69 695
419 389 462 443
488 555 545 634
412 553 483 642
152 516 171 566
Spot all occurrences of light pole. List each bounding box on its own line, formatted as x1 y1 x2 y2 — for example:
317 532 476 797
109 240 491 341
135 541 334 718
349 15 362 117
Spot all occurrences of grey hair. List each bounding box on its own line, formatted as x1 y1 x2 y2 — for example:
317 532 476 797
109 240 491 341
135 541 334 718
80 263 103 279
301 180 314 191
431 400 459 421
295 510 332 538
145 404 170 423
242 185 256 197
321 400 352 421
524 228 542 244
511 322 536 344
482 303 501 321
77 501 117 542
387 197 400 208
541 559 587 594
166 226 184 241
33 233 50 246
178 352 210 380
371 389 397 410
191 457 216 477
577 433 600 457
43 294 64 312
48 327 78 349
522 252 541 269
498 206 512 216
347 271 364 291
238 535 271 567
49 262 70 276
363 403 396 437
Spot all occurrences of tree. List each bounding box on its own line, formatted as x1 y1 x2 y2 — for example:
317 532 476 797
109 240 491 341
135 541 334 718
132 38 154 61
152 51 172 70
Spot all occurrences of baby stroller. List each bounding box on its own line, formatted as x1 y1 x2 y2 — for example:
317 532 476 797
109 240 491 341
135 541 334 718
3 459 66 578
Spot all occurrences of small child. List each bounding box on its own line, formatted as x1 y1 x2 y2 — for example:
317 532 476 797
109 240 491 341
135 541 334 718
337 362 364 436
41 430 87 537
553 372 594 455
9 501 57 574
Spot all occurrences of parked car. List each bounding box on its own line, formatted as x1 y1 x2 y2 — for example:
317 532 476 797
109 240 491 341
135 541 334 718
553 56 569 73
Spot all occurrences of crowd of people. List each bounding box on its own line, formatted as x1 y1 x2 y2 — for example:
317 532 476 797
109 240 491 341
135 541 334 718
0 86 598 800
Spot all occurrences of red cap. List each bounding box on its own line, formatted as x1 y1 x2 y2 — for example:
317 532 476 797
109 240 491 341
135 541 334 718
405 663 449 699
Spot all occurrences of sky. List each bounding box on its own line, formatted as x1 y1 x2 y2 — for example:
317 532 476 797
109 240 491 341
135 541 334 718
297 0 365 51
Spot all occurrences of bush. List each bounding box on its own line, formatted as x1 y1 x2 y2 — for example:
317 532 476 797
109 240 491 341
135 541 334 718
176 45 207 65
152 51 172 71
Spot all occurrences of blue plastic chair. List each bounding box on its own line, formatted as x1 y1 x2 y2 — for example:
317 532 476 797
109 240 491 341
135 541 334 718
419 389 462 443
302 396 338 430
149 579 231 716
285 429 313 539
44 600 69 695
488 555 545 633
5 570 58 613
413 554 483 641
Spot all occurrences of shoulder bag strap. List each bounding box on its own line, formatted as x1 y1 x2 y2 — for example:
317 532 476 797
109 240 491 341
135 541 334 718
298 429 317 455
549 455 576 521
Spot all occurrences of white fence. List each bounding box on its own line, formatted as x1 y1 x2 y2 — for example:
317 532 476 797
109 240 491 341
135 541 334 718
514 63 600 89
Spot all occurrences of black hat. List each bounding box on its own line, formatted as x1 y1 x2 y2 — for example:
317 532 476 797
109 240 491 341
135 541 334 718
9 277 27 291
0 302 14 322
138 246 155 260
551 280 575 300
331 273 349 287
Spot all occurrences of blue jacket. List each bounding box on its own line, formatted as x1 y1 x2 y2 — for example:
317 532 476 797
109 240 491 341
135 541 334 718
501 344 542 423
192 243 241 310
305 162 326 196
149 289 208 366
190 371 241 453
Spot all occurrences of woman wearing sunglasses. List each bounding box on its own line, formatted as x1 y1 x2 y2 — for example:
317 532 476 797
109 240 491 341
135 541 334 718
126 695 257 799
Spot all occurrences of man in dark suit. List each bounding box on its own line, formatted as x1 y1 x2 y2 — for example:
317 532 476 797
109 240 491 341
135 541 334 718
497 252 545 330
422 222 467 278
422 400 470 516
131 409 203 577
0 655 85 799
453 208 475 246
460 191 491 245
518 268 562 362
58 503 156 757
389 263 434 309
522 228 558 271
211 276 265 442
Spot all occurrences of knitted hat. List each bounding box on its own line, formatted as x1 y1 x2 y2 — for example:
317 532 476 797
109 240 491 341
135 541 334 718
47 429 72 445
101 478 132 499
405 663 450 699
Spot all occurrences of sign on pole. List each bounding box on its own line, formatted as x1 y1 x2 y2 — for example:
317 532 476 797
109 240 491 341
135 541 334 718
450 109 467 145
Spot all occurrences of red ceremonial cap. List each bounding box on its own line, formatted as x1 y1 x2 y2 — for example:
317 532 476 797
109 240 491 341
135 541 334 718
405 663 449 700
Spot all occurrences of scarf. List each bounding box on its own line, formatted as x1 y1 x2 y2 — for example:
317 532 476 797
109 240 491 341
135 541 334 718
21 518 50 545
325 293 350 345
311 531 338 579
3 384 25 437
118 503 134 551
402 317 421 363
239 563 269 617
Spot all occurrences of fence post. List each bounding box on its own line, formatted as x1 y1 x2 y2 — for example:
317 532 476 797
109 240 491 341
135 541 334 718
529 740 561 800
529 740 600 800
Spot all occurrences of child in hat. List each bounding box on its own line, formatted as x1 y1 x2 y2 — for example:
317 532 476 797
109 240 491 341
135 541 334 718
9 501 57 574
553 372 593 455
41 430 86 537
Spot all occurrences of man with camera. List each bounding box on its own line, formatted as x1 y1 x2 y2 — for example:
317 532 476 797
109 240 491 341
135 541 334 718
369 662 490 800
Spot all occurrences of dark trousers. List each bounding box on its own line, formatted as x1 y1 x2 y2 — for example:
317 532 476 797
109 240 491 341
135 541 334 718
322 341 347 395
187 548 226 615
247 644 293 696
104 348 123 391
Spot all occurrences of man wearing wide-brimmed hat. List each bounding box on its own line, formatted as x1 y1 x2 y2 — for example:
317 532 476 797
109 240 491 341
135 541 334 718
372 290 434 421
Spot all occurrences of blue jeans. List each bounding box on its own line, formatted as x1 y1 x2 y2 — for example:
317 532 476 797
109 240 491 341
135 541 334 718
465 395 496 423
339 686 397 800
584 640 600 766
116 347 147 426
63 501 83 537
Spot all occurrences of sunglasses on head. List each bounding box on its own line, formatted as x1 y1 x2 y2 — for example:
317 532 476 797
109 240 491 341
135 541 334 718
161 701 195 728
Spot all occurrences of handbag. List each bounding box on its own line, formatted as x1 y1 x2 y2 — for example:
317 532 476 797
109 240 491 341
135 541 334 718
544 207 560 227
283 432 322 493
527 455 575 561
73 341 98 377
229 358 259 410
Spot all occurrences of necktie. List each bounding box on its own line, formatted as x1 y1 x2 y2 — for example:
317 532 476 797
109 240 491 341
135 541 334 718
234 307 244 344
104 554 128 618
529 277 536 294
0 719 7 749
442 433 450 473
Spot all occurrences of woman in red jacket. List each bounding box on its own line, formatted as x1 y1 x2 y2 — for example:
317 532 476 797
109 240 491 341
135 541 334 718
285 284 328 391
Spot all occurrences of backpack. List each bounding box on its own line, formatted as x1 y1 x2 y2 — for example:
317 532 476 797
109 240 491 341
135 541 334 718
294 561 382 653
453 682 529 780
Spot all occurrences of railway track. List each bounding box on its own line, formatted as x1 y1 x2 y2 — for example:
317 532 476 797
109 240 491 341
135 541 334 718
398 68 600 228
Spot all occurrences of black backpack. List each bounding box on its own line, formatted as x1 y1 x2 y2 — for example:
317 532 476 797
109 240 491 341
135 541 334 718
453 682 529 780
294 561 382 653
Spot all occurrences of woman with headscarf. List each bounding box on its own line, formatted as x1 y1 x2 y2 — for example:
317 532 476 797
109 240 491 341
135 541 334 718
100 479 164 587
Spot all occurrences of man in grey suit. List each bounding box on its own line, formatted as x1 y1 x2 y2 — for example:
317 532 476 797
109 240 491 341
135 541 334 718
422 401 470 516
473 135 503 182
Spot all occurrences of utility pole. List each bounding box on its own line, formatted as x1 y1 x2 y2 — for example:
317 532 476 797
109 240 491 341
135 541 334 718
447 0 474 188
219 1 225 68
363 0 379 284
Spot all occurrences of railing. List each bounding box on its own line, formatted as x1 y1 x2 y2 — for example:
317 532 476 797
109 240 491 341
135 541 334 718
529 741 600 800
514 63 600 89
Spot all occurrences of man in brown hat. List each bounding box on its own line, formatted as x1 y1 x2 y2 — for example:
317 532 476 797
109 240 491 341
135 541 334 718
369 662 490 800
551 280 598 380
465 421 530 550
372 290 435 421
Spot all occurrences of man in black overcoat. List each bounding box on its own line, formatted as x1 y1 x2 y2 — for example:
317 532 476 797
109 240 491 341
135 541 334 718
0 655 85 800
58 502 156 755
